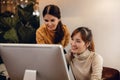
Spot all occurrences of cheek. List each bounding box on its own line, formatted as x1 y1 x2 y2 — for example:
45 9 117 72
54 24 58 28
77 43 85 49
55 20 59 25
44 22 50 26
44 22 47 25
79 44 87 52
53 22 58 29
70 41 72 45
54 24 57 28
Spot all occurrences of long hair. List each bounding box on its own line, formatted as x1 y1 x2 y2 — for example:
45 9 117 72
71 27 95 52
43 4 64 44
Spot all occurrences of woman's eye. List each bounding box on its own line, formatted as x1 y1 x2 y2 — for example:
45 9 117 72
76 40 81 43
51 19 55 22
44 19 48 22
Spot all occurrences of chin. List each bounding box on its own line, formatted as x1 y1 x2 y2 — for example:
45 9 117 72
48 28 55 31
71 49 77 54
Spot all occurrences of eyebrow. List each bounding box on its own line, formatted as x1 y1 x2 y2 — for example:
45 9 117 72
72 38 81 41
44 19 48 21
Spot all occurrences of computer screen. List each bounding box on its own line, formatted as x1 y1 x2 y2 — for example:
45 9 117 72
0 44 70 80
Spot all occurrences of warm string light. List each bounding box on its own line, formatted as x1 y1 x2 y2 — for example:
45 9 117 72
1 0 40 4
33 0 40 16
0 0 40 15
2 1 5 4
1 0 29 4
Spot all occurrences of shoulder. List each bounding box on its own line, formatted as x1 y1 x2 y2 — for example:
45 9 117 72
62 24 70 34
66 50 71 57
91 52 103 64
62 24 69 30
36 24 46 33
94 53 103 60
65 50 72 63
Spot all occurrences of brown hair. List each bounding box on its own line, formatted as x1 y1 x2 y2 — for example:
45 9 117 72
71 27 95 52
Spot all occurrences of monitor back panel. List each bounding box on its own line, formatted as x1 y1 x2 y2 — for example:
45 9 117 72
0 44 70 80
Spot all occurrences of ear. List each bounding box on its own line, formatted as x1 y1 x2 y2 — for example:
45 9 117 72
86 42 90 48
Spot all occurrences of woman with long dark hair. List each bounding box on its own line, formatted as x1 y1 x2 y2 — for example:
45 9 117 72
36 4 70 49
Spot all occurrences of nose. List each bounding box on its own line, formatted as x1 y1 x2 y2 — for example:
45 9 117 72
47 22 52 26
71 40 76 46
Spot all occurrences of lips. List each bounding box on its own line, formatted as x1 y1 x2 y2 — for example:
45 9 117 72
48 25 53 28
48 25 55 28
47 26 54 30
71 46 78 51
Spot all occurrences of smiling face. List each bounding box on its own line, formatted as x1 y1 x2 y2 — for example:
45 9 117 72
70 32 88 55
43 14 60 31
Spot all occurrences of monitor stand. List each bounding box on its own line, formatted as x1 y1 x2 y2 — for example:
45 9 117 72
23 70 37 80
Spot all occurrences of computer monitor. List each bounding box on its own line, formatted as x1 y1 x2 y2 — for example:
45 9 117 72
0 44 70 80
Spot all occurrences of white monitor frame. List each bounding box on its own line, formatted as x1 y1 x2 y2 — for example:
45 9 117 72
0 43 70 80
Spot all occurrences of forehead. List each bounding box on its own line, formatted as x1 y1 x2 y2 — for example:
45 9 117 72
72 32 82 39
43 14 57 19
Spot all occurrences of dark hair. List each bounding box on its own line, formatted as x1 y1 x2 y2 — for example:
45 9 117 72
43 4 64 44
71 27 95 52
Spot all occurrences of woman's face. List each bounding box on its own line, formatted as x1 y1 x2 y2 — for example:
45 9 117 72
43 14 60 31
70 32 88 55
